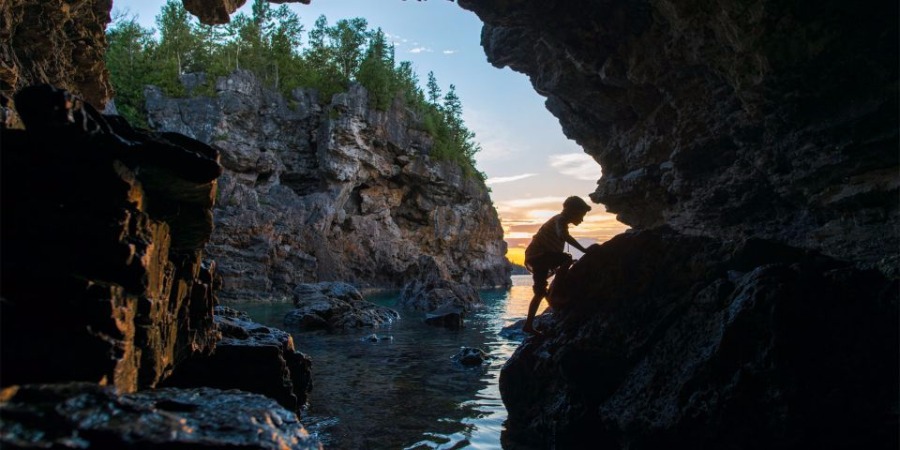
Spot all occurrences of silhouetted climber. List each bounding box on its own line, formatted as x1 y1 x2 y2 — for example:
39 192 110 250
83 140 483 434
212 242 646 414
522 196 592 335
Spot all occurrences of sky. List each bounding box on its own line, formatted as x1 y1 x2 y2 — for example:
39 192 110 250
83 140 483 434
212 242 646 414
112 0 629 265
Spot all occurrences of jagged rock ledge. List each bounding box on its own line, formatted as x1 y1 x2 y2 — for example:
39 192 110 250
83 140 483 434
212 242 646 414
0 383 321 449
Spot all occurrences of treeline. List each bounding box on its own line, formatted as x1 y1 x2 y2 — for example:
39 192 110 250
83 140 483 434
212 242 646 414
106 0 483 178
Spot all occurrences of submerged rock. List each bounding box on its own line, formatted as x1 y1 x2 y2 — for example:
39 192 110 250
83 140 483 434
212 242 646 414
499 313 556 342
424 305 465 330
160 306 312 412
284 282 400 331
0 383 321 449
452 347 491 367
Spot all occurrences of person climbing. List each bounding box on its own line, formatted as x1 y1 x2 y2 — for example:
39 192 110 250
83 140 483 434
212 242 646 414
522 195 592 335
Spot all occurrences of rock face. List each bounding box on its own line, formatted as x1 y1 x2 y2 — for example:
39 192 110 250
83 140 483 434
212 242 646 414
1 1 113 113
161 306 313 412
1 84 221 393
455 0 898 447
145 70 511 302
459 0 898 272
0 383 321 449
501 229 898 449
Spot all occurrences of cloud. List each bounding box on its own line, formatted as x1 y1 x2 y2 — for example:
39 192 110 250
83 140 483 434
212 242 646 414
442 49 457 55
409 47 432 54
548 153 602 181
485 173 537 185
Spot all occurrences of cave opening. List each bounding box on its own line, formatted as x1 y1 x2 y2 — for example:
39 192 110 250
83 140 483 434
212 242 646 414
107 0 628 271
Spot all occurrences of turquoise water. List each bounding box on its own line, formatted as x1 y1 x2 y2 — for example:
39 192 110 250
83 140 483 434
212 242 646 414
234 275 536 449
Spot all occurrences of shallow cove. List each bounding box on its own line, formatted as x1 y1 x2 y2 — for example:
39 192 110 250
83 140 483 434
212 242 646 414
233 275 535 449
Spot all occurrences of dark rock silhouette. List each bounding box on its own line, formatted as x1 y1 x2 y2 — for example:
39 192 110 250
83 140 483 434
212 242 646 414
0 383 321 449
1 84 318 446
452 347 491 367
424 305 465 330
1 84 221 392
161 306 313 412
458 0 898 273
500 229 898 448
455 0 898 447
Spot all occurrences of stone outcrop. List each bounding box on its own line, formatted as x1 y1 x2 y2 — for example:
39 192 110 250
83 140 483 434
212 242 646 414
145 70 511 303
0 383 321 449
284 282 400 331
161 306 313 412
501 229 898 448
1 84 221 393
0 83 318 448
458 0 898 272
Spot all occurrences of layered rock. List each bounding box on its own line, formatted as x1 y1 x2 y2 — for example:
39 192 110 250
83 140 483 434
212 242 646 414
501 229 898 448
0 383 321 449
1 84 221 393
458 0 898 271
1 0 113 114
145 70 511 302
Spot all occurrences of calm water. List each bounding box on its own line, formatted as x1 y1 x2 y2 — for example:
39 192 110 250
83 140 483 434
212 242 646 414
234 275 536 450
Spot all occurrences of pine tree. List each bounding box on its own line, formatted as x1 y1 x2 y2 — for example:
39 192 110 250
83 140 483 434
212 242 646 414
105 17 155 125
426 71 441 106
356 29 393 109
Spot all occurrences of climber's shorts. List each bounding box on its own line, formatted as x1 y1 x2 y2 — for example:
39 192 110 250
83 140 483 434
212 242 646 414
525 252 572 296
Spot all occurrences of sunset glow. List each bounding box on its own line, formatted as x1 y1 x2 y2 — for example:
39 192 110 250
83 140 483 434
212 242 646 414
498 195 629 266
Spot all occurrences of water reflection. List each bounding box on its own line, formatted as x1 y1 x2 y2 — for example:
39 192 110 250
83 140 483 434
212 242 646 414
234 275 536 449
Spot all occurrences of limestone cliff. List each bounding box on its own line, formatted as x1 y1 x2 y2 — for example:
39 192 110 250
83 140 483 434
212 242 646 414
145 70 511 302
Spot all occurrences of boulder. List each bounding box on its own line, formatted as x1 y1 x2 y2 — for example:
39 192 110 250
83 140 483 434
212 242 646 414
0 383 321 449
160 306 312 412
424 306 465 330
451 347 491 367
499 228 898 449
499 313 556 341
284 282 400 331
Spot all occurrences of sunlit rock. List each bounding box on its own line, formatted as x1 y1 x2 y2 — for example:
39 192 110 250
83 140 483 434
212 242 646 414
1 84 221 392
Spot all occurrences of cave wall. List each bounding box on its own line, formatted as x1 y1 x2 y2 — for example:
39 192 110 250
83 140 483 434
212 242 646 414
458 0 898 272
1 0 113 111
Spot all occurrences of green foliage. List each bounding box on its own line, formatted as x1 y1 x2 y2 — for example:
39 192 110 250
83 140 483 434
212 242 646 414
105 5 484 179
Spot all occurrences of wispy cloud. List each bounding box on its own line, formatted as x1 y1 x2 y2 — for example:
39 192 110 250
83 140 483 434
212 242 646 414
485 173 537 185
548 153 602 181
442 49 457 55
409 47 432 54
